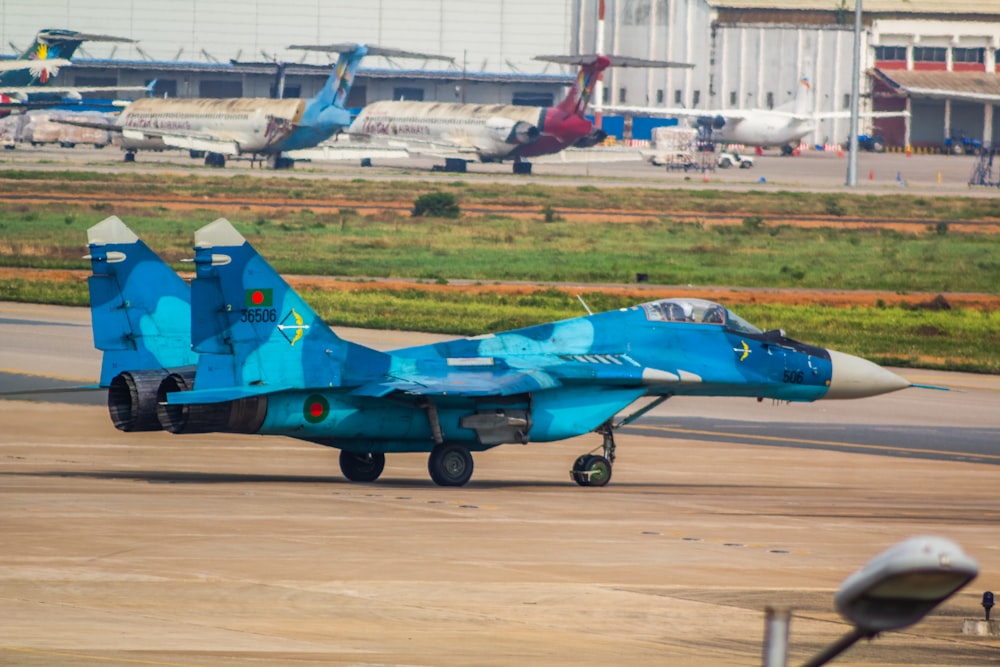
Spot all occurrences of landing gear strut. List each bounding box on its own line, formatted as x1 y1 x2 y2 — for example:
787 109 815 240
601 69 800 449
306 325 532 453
570 396 672 487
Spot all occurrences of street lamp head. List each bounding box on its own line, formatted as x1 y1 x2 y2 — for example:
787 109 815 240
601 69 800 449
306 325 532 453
835 535 979 633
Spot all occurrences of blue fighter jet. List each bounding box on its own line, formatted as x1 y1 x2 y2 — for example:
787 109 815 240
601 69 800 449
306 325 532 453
86 216 912 487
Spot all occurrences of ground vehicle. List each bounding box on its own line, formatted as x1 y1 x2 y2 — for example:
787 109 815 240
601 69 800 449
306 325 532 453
944 132 982 155
857 134 886 152
717 150 753 168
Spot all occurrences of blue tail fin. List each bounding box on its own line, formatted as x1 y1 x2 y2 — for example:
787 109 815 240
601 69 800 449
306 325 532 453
0 29 132 88
309 44 369 112
86 216 196 386
189 218 389 394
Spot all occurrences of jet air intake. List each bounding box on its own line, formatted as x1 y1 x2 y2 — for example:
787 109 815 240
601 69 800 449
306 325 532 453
575 129 608 148
485 117 539 145
696 115 726 130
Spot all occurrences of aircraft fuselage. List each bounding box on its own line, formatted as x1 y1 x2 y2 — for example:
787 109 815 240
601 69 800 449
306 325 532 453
117 97 338 155
715 112 814 147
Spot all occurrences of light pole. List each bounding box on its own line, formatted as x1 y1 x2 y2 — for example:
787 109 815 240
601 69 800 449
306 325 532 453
762 535 979 667
846 0 862 186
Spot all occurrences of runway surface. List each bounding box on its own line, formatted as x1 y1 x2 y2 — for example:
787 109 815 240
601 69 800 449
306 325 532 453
1 141 994 196
2 301 999 666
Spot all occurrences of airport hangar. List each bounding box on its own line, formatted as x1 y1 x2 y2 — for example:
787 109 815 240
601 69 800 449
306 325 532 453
2 0 999 149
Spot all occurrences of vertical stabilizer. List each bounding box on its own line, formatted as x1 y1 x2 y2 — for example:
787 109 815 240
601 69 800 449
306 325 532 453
305 44 369 113
556 55 612 117
793 76 813 116
1 29 133 88
86 216 196 386
189 218 389 392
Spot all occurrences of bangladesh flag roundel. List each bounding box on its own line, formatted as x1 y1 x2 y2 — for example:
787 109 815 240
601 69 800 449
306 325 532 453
304 394 330 424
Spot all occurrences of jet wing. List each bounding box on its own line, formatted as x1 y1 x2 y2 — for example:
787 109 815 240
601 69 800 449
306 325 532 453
352 367 560 398
608 105 909 123
346 133 487 161
121 127 242 156
0 58 72 73
605 104 755 122
1 84 149 96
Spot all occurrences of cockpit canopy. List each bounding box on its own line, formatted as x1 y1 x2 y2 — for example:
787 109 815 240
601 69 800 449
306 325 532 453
641 298 762 334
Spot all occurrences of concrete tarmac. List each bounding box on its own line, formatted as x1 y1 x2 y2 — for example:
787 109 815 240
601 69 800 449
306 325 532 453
2 302 999 666
1 141 994 196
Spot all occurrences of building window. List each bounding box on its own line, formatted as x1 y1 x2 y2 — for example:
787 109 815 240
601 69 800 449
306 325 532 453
393 87 424 101
912 46 947 62
766 91 774 109
512 92 553 106
674 89 682 104
953 47 985 64
199 80 242 97
656 89 664 104
345 85 366 108
729 91 737 105
843 93 851 109
692 90 700 106
602 87 610 104
874 45 906 61
618 87 627 103
271 83 300 98
146 79 176 98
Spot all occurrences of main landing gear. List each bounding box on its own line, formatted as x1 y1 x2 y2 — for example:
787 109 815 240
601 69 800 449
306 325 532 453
339 450 385 482
336 445 475 487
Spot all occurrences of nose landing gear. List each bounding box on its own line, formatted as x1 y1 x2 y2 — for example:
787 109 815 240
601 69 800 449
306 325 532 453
570 421 616 487
569 396 672 487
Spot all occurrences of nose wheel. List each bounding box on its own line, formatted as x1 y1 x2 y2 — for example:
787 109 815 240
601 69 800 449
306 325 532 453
570 421 616 487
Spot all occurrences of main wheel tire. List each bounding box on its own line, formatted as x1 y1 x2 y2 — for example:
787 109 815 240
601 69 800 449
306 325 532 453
571 454 594 486
339 450 385 483
428 444 473 487
573 454 612 487
585 455 612 487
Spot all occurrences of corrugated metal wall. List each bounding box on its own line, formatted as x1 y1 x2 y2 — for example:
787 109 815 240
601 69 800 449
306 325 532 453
0 1 573 72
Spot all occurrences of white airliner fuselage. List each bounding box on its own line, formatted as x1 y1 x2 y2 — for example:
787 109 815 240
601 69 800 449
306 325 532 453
117 98 306 154
348 100 544 161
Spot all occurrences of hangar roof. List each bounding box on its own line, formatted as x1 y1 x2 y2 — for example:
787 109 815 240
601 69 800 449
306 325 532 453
707 0 999 15
872 69 1000 104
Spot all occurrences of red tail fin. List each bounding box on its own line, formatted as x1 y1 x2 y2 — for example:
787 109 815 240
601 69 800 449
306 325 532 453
556 55 611 117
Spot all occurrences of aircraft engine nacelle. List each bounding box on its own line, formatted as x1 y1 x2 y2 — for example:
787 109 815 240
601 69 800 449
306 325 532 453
107 368 189 432
485 117 540 145
696 115 726 130
574 129 607 148
154 369 268 435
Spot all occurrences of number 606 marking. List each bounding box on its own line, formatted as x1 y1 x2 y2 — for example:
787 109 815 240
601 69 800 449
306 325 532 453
783 369 804 384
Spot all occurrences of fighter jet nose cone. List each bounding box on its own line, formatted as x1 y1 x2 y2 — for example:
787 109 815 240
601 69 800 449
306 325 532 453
824 349 910 399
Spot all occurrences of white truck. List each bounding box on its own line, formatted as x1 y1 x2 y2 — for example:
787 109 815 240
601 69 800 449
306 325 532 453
716 150 754 168
642 126 698 170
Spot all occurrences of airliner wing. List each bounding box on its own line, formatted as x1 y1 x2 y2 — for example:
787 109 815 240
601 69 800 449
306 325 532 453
1 85 149 96
607 105 909 123
807 110 911 120
605 105 755 122
0 58 72 73
345 133 488 161
121 127 242 156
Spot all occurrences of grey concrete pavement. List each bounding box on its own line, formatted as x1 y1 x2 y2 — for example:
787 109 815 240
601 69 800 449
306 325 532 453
2 302 999 666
